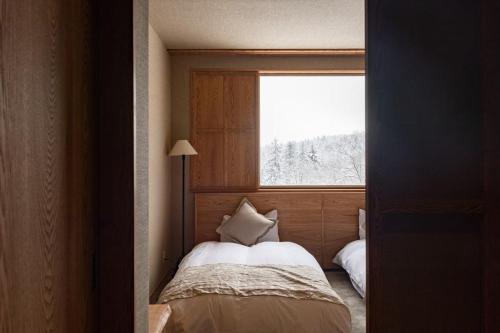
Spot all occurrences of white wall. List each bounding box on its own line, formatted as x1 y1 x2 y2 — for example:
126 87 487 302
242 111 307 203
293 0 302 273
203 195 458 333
148 24 173 297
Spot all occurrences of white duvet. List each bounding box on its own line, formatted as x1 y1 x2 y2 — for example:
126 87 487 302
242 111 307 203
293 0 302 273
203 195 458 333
180 241 324 273
162 241 351 333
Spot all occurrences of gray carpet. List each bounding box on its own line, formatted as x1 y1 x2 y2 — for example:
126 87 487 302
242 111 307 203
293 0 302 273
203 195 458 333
326 271 366 333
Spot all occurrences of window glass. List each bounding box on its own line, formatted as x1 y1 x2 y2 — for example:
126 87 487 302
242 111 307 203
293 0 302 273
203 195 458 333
260 75 365 186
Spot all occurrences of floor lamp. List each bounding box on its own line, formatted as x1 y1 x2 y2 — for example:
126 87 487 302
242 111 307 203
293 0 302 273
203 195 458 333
168 140 198 259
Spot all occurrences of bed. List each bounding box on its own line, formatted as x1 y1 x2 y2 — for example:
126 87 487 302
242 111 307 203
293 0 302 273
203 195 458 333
158 241 351 333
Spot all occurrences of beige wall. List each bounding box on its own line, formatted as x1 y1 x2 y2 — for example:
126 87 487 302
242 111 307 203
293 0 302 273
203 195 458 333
148 24 173 297
170 54 365 252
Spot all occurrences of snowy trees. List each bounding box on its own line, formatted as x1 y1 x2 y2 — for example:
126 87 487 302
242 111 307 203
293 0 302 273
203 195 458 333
284 142 298 183
260 132 365 185
334 133 365 183
262 139 282 185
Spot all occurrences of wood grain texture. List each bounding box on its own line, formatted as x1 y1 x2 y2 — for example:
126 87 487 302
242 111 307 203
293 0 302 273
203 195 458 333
194 191 365 267
323 192 365 268
367 0 484 331
192 130 225 188
223 73 257 129
0 0 94 332
168 49 366 56
192 73 224 129
191 71 259 191
225 130 257 188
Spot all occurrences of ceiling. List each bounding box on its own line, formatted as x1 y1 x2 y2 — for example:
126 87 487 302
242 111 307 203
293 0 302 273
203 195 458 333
149 0 365 50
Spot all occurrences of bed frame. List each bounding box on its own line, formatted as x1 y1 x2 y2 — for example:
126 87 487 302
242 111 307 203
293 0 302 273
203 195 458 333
194 190 365 269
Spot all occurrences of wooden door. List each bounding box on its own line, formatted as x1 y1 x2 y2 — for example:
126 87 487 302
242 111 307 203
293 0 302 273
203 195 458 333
367 0 490 332
191 71 259 191
481 0 500 330
1 0 94 332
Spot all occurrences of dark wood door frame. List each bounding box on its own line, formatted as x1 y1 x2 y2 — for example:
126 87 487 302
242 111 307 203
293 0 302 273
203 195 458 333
481 0 500 331
366 0 500 332
95 0 148 332
92 0 499 332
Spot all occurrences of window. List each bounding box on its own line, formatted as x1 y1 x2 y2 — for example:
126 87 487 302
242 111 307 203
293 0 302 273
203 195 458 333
260 74 365 186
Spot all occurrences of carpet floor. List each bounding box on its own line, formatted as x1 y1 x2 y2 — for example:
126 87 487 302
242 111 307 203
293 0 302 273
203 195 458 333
326 271 366 333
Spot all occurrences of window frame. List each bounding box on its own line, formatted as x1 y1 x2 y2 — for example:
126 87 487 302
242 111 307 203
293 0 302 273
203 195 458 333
258 70 366 190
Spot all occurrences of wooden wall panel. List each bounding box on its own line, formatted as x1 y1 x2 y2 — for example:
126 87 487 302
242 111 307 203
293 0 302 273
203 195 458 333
223 74 257 129
225 130 258 188
322 192 365 268
192 131 225 188
194 191 364 268
193 74 224 129
0 0 94 332
191 71 259 191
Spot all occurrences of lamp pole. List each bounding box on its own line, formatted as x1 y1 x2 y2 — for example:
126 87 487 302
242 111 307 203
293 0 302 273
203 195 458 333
181 154 186 257
168 139 197 264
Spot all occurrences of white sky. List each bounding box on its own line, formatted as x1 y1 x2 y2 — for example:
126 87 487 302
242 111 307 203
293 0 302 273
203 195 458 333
260 75 365 145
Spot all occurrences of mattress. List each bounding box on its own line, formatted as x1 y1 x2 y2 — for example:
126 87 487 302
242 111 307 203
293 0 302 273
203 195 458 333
159 241 351 333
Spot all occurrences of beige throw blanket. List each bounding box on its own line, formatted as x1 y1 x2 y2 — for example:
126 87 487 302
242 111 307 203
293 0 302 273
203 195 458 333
158 263 345 306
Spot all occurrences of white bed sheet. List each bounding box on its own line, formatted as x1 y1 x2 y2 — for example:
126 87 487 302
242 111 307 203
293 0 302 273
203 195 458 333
180 241 324 273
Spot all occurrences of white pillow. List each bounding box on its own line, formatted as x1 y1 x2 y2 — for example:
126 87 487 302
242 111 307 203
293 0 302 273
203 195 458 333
359 208 366 239
333 239 366 298
217 209 279 243
217 198 276 246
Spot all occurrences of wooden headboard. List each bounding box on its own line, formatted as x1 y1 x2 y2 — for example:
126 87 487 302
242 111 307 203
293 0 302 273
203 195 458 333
194 190 365 269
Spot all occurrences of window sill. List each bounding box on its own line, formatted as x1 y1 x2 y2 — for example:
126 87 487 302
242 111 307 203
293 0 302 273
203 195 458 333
259 185 365 192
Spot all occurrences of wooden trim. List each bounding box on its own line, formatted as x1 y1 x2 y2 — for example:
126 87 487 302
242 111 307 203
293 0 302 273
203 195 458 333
192 187 366 193
190 68 365 75
259 69 365 75
256 74 261 188
168 49 366 56
258 188 366 193
191 68 259 73
260 185 366 190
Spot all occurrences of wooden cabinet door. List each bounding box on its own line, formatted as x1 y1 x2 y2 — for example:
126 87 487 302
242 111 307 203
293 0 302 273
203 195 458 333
191 71 259 191
225 130 258 188
192 73 224 129
191 130 225 189
223 73 257 129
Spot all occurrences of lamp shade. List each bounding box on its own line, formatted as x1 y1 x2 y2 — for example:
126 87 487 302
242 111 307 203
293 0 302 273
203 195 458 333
168 140 198 156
